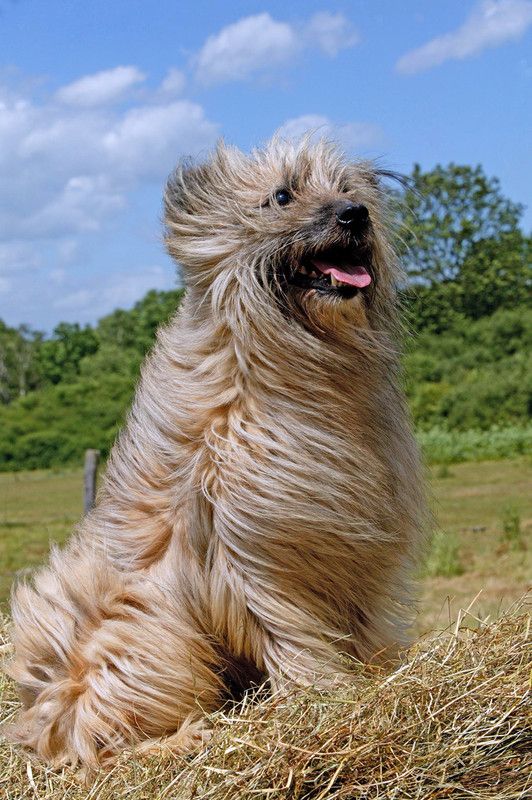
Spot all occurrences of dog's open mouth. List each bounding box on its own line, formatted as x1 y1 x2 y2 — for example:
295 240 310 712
287 245 373 299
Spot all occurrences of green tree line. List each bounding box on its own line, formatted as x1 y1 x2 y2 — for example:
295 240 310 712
0 163 530 471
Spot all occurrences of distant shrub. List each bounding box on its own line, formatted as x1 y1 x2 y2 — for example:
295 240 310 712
424 530 463 578
1 297 530 472
435 463 453 478
418 426 532 464
0 373 135 471
500 505 525 551
12 431 78 470
405 308 532 432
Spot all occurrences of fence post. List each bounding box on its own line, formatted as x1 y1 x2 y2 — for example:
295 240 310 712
83 449 100 515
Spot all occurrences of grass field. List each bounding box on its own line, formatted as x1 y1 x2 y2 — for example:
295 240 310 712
0 459 530 630
0 460 530 798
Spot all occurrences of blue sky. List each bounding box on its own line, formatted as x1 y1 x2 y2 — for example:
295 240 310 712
1 0 531 331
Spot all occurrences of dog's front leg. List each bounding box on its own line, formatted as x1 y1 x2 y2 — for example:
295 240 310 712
208 556 350 691
246 591 352 691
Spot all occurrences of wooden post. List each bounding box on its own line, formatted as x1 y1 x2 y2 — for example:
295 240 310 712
83 449 100 515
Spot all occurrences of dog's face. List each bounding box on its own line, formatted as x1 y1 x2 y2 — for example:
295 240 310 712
165 138 398 331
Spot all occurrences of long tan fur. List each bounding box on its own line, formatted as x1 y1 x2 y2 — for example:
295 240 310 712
7 137 426 769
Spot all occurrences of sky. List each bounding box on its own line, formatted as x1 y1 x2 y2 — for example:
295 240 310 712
1 0 531 331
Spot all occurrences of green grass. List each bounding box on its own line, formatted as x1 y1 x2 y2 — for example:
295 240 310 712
419 456 531 630
0 468 83 605
0 460 530 631
424 530 463 578
500 504 525 550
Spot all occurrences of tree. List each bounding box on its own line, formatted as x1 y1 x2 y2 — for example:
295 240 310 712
399 163 524 284
397 164 530 329
459 230 531 319
0 321 43 403
37 323 99 385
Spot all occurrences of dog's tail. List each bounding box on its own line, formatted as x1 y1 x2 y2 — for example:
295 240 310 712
5 546 223 769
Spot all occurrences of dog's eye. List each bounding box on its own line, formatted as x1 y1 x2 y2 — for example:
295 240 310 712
275 189 292 207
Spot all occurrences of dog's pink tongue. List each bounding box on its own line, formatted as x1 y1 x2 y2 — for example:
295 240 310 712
312 260 372 288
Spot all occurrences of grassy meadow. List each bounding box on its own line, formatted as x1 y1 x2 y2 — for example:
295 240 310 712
0 457 530 799
0 458 530 629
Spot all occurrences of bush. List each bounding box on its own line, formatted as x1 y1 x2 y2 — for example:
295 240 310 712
406 308 532 431
1 295 530 472
500 506 525 551
0 373 135 471
424 530 463 577
11 431 78 470
418 426 532 464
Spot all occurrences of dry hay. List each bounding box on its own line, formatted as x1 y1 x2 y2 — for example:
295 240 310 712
1 600 530 799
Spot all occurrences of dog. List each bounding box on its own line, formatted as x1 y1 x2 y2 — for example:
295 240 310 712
7 136 426 769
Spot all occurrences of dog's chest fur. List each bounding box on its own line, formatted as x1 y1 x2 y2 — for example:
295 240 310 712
86 298 423 660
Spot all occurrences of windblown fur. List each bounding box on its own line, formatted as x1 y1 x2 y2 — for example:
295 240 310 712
7 137 426 769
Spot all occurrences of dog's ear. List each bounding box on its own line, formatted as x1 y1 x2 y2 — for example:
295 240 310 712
164 142 243 277
165 140 241 222
164 160 212 220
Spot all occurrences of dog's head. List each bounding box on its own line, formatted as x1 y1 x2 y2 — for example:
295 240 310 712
165 138 400 333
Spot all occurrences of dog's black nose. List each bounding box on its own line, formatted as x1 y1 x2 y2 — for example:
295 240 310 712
335 202 369 230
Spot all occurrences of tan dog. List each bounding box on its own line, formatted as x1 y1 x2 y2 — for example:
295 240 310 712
8 137 426 769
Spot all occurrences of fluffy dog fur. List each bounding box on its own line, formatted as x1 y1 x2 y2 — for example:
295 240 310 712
7 137 426 769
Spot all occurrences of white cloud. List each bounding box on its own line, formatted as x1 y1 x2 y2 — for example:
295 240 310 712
56 239 80 265
276 115 384 153
49 268 67 285
103 101 215 180
276 114 337 141
159 68 186 95
23 175 126 238
195 13 296 84
195 12 359 85
397 0 532 74
0 69 218 327
0 84 218 240
55 66 146 106
304 12 359 56
0 242 41 273
0 242 40 300
54 288 94 310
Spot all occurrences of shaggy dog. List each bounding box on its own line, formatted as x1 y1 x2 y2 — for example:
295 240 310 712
7 137 426 769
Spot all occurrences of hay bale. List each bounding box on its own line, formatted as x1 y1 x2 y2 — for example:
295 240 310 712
1 601 530 799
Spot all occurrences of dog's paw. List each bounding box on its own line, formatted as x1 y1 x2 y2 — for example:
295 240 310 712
132 719 212 761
